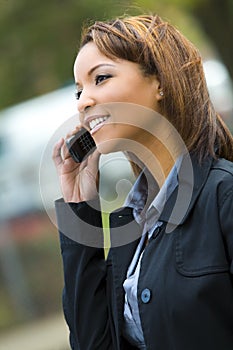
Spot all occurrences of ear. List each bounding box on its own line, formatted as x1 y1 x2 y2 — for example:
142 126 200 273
152 77 164 101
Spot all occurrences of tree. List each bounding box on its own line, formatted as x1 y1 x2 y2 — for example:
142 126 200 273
134 0 233 80
192 0 233 80
0 0 128 109
0 0 232 110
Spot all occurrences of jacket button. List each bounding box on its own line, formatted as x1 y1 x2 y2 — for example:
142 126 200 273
141 288 151 304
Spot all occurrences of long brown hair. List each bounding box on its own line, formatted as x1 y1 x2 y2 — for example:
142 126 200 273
79 14 233 162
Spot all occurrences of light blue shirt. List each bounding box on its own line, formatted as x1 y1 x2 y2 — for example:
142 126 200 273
122 161 180 348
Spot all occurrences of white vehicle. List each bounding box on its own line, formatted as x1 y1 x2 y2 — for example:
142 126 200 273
0 85 77 220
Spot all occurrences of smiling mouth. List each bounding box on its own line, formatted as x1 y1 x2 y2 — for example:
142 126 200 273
89 116 109 131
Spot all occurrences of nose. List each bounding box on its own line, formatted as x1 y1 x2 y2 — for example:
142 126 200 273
77 90 95 114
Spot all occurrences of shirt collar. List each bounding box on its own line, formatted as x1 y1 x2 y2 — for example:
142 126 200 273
124 157 182 227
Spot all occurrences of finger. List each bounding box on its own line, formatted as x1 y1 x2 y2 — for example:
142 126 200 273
62 125 83 160
90 149 101 164
52 138 64 167
62 140 71 160
65 124 83 139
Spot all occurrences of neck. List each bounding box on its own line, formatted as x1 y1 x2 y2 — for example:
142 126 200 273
139 145 175 188
129 133 178 188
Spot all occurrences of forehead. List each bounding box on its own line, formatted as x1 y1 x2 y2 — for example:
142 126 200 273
74 42 115 75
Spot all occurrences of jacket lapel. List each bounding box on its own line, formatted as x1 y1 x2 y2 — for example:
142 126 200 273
108 207 141 348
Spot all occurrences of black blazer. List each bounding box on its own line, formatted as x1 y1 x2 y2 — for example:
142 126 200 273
56 155 233 350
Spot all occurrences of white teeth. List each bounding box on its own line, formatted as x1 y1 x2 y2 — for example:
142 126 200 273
89 116 108 130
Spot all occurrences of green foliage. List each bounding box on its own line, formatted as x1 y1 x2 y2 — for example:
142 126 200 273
0 0 130 109
1 0 232 110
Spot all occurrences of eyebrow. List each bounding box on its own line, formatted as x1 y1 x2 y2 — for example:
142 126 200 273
75 63 116 86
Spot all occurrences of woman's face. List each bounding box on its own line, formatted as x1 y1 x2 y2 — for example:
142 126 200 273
73 42 162 153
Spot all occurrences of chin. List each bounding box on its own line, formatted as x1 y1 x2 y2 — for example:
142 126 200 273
96 138 126 155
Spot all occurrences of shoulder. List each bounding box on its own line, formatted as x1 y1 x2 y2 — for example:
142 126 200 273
203 157 233 188
208 157 233 206
190 156 233 211
211 157 233 176
210 159 233 244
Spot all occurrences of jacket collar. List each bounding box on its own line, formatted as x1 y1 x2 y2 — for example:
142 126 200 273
109 153 214 231
159 153 214 229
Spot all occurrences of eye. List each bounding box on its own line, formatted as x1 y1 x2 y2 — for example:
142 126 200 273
95 74 112 85
75 90 82 100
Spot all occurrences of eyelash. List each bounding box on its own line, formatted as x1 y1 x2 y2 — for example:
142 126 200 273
75 74 112 100
95 74 112 85
75 90 82 100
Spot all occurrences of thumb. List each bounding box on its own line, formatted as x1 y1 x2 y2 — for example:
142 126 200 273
87 149 101 173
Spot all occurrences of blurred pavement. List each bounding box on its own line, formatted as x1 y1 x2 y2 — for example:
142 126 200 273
0 313 69 350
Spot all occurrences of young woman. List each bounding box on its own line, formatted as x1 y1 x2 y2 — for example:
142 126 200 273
53 14 233 350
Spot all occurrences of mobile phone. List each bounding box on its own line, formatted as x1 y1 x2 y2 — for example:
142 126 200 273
66 128 96 163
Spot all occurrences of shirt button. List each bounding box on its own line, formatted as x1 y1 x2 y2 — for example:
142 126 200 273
141 288 152 304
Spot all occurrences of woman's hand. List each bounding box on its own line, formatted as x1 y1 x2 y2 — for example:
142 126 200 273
52 129 100 203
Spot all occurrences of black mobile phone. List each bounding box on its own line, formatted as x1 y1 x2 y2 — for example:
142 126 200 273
66 128 96 163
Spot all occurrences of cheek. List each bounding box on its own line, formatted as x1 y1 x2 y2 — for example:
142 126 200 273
123 83 155 106
101 81 138 103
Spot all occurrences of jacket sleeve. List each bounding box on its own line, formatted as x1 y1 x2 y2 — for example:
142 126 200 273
55 198 112 350
218 175 233 274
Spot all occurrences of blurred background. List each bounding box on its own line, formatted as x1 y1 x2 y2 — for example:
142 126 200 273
0 0 232 349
